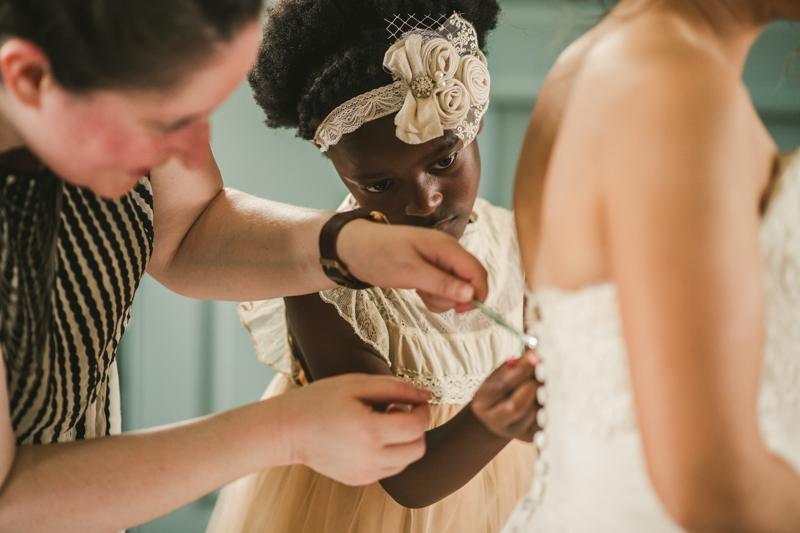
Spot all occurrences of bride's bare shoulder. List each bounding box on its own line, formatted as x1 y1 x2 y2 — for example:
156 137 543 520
548 10 769 201
559 11 750 147
588 12 738 93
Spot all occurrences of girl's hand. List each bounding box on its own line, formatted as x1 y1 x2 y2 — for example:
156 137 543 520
470 352 542 442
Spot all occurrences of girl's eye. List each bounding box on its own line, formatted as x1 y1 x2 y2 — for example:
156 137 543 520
363 181 390 193
434 152 459 169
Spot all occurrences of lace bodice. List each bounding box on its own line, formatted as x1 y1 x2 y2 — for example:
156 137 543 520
239 197 525 404
503 154 800 532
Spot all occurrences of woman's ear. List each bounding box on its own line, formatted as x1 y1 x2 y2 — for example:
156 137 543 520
0 39 53 110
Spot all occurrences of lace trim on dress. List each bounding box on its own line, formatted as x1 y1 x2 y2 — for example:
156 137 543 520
396 369 488 404
318 288 392 367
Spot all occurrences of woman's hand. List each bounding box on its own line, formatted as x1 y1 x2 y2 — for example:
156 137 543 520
275 373 431 486
338 220 489 313
0 365 431 531
470 351 542 442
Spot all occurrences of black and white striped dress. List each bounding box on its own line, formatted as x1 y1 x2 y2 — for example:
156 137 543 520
0 166 153 445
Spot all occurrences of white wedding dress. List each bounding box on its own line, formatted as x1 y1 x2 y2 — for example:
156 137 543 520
503 154 800 532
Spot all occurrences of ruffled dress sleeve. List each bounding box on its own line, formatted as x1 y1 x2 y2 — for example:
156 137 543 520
318 287 393 366
238 299 295 376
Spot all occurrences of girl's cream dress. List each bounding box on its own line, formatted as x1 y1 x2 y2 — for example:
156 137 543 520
207 197 535 533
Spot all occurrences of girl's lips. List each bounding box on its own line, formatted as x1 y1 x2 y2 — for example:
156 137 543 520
431 216 456 231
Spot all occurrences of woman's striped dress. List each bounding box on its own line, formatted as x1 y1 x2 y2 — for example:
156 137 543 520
0 166 153 444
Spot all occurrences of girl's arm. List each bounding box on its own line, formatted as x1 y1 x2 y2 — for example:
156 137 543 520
0 349 431 532
285 293 539 508
380 356 540 508
565 49 800 531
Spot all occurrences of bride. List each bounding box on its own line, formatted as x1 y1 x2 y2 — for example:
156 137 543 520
506 0 800 530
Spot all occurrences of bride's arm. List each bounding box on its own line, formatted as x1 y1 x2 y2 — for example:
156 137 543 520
584 56 800 531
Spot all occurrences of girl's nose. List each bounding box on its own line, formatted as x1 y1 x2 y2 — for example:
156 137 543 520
405 179 443 217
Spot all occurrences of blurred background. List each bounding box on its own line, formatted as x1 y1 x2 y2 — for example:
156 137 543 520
119 1 800 530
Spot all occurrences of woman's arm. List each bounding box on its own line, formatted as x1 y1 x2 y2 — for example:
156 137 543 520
568 50 800 531
0 352 431 532
285 293 539 508
147 155 487 312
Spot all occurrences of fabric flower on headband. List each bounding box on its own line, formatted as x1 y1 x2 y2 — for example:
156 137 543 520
314 13 491 152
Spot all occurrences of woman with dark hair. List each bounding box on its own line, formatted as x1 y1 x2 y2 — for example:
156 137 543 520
505 0 800 531
0 1 492 531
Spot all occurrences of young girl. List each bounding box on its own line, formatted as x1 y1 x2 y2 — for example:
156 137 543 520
207 1 540 532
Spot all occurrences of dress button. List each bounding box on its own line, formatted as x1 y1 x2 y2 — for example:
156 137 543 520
536 407 548 427
532 480 544 499
536 385 547 405
534 362 547 382
533 430 547 449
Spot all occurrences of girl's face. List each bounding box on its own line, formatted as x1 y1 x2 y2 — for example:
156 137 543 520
326 114 481 240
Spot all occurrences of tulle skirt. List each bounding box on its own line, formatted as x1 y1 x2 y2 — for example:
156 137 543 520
207 373 536 533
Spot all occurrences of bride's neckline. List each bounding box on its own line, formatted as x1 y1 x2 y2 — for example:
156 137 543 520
525 280 615 301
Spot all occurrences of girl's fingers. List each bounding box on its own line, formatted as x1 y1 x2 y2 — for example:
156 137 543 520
485 380 539 428
478 359 538 408
415 291 456 314
525 350 541 366
506 407 541 442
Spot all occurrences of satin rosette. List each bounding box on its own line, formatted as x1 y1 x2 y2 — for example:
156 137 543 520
384 33 488 145
457 54 490 107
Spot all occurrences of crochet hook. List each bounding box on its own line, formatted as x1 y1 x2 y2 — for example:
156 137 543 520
471 300 538 354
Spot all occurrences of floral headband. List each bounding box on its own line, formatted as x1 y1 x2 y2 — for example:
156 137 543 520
313 13 490 153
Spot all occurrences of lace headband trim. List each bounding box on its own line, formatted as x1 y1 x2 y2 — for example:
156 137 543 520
313 13 490 152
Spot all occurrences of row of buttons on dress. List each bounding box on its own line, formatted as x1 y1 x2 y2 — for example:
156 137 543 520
531 360 549 504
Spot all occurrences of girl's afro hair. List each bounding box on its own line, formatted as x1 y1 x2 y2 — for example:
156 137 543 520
249 0 500 140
